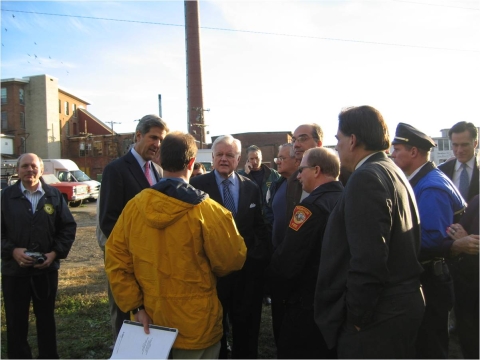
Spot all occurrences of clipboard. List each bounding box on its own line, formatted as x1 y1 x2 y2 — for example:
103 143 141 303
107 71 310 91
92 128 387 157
111 320 178 359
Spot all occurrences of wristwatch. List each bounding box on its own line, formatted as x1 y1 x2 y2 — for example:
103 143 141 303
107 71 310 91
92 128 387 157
131 305 145 315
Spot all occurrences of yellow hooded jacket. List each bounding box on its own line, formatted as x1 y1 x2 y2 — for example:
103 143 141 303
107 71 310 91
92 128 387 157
105 180 247 350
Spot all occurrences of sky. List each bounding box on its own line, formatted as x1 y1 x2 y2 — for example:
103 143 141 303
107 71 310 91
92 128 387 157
1 0 478 146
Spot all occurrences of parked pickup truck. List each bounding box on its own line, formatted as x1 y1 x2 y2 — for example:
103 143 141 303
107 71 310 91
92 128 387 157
41 174 90 207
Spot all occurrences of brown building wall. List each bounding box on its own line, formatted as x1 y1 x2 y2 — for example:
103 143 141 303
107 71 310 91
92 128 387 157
1 81 28 156
66 133 135 180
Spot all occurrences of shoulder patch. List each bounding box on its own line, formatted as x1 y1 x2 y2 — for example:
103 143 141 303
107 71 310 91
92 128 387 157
289 205 312 231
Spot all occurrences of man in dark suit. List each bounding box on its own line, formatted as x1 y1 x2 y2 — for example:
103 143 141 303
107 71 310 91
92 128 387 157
99 114 168 342
438 121 479 202
314 106 425 359
190 135 270 359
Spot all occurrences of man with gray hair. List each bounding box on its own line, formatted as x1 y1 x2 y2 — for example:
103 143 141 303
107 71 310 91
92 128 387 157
99 114 168 341
190 135 270 359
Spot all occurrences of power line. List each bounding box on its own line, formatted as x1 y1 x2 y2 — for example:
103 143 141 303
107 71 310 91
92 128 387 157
391 0 479 10
1 8 478 53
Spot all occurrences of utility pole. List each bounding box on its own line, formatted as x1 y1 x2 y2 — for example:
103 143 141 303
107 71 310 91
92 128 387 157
106 121 121 135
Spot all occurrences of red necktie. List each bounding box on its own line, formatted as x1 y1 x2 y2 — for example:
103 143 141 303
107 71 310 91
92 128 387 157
144 162 154 186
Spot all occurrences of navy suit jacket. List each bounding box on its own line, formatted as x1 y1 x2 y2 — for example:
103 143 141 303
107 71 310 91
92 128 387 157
190 170 269 261
438 157 479 202
99 150 162 238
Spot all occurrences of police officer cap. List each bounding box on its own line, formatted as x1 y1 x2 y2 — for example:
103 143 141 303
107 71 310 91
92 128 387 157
392 123 437 150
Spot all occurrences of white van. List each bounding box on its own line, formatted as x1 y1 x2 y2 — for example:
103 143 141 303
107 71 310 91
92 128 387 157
42 159 100 201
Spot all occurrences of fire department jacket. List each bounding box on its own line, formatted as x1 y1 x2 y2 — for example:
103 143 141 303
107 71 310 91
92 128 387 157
105 179 247 350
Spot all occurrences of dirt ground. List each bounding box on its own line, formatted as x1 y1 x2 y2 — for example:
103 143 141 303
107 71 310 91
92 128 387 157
65 201 464 359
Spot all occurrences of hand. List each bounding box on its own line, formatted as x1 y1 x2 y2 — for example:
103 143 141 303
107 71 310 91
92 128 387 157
134 309 153 334
33 251 57 269
451 234 479 256
13 248 33 267
244 160 252 174
447 224 468 240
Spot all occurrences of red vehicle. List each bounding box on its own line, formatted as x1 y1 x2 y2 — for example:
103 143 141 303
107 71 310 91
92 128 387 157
41 174 89 207
7 173 89 207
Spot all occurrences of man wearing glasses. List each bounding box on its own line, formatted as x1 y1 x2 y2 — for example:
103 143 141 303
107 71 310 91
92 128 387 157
269 147 343 358
286 124 323 221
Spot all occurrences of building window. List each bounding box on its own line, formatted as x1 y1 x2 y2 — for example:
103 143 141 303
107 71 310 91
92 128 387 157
73 122 77 134
1 88 7 104
1 111 7 129
93 141 103 156
19 89 24 105
20 112 25 129
20 137 26 153
66 120 70 136
437 139 451 151
72 103 77 117
79 142 85 156
65 101 70 115
59 99 61 113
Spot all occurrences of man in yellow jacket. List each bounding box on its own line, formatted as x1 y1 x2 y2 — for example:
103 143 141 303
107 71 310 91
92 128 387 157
105 131 247 359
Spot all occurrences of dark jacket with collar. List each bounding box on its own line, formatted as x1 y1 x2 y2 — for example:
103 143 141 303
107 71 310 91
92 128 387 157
99 150 162 238
315 152 423 348
269 180 344 307
1 178 77 276
190 170 269 262
438 157 479 202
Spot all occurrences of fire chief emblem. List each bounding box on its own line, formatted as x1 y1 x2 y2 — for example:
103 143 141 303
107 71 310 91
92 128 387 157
289 205 312 231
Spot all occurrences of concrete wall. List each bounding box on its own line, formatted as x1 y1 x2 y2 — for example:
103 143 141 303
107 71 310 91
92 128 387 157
25 75 61 158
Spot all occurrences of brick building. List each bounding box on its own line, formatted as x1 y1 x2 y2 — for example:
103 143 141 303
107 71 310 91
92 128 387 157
1 74 135 181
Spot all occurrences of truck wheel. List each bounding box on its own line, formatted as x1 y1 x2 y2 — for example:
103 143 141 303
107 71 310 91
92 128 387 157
69 200 83 208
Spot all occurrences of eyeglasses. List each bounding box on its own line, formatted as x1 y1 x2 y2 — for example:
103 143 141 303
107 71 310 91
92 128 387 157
291 134 318 144
298 165 317 174
274 156 288 163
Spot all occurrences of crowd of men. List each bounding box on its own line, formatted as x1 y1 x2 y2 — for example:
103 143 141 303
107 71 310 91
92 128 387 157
1 108 478 359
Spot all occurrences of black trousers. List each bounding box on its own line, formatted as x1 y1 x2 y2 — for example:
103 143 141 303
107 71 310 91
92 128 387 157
218 258 265 359
338 290 424 359
277 305 336 359
450 261 479 359
2 271 59 359
415 264 454 359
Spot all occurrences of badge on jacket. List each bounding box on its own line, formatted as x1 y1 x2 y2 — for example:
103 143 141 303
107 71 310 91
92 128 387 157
44 204 54 215
289 205 312 231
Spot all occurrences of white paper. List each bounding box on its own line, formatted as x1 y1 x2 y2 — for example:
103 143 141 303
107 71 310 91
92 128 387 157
111 320 178 359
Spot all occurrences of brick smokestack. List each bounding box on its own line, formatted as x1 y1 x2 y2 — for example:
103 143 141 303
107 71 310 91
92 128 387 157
185 0 206 148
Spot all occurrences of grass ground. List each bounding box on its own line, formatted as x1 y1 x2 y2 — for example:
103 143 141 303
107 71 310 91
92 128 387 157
0 264 277 359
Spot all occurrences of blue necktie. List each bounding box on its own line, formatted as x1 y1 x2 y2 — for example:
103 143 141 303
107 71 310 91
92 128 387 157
222 179 237 217
459 163 470 200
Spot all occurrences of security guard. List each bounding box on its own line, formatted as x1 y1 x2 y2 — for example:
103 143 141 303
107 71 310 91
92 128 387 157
268 147 343 359
391 123 466 359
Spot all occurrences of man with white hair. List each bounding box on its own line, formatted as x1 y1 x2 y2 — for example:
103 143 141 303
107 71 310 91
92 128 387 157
190 135 270 359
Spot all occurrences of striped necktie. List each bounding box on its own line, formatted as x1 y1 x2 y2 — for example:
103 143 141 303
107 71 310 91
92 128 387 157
222 179 236 216
144 161 154 186
459 163 470 200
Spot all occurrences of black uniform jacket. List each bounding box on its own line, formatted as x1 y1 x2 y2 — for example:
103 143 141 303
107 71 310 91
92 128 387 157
1 178 77 276
99 150 162 238
314 152 423 349
268 180 344 307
